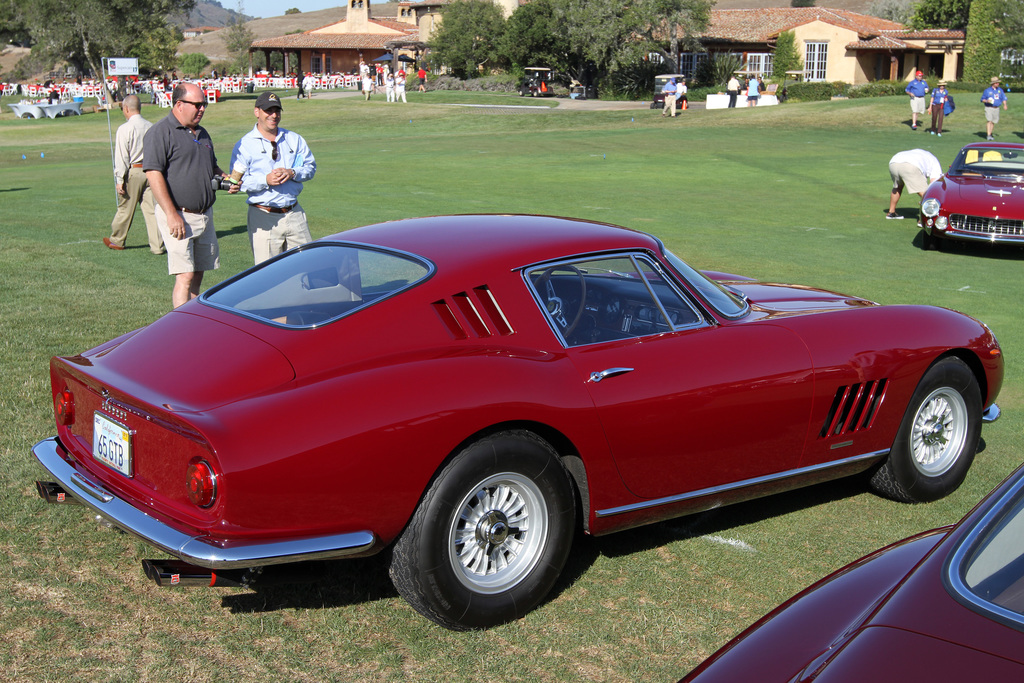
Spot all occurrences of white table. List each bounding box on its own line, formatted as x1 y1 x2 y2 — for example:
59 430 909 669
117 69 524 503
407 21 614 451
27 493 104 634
705 94 779 109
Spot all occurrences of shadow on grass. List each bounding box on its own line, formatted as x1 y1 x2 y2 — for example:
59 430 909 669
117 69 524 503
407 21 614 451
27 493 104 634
219 438 992 619
912 229 1024 259
0 187 30 192
217 223 248 239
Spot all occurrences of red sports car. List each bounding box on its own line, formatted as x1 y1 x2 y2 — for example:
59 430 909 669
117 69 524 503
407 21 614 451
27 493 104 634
920 142 1024 250
32 215 1003 630
681 462 1024 681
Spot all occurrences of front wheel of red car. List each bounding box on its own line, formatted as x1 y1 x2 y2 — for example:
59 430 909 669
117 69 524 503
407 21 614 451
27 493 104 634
389 430 576 630
870 356 981 503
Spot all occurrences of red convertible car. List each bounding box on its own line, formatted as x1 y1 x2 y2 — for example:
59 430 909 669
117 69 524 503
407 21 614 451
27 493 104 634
920 142 1024 250
32 215 1002 630
681 462 1024 681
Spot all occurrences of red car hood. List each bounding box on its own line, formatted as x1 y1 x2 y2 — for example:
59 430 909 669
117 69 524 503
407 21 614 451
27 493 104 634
733 282 877 314
67 310 295 412
947 175 1024 216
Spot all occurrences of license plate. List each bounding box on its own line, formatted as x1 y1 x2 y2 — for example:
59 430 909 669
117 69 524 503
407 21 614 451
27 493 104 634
93 412 133 477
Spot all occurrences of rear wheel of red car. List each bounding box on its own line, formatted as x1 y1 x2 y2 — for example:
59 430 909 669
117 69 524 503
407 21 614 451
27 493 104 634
388 431 576 630
870 357 981 503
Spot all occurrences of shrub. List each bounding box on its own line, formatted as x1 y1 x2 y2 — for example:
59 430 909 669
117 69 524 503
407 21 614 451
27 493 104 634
847 80 905 98
785 80 847 101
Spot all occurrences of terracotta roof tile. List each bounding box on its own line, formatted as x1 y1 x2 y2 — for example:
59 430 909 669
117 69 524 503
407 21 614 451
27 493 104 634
700 8 904 42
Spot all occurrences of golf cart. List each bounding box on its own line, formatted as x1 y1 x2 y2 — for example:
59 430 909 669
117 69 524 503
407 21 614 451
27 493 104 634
650 74 688 109
520 67 553 97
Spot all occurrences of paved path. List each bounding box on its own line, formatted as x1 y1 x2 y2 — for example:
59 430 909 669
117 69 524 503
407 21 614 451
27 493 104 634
303 89 703 111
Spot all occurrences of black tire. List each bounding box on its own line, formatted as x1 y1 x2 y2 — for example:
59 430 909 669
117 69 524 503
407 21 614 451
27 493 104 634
870 357 981 503
388 430 575 630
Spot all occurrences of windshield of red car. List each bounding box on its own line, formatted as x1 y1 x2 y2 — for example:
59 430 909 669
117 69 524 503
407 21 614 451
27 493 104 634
202 243 432 327
951 147 1024 177
661 249 749 319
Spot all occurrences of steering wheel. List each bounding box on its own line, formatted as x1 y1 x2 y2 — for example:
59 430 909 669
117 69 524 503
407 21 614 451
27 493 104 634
536 265 586 338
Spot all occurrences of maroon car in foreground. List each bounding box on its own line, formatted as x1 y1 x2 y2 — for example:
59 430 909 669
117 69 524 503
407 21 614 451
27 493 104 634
682 462 1024 681
920 142 1024 250
32 215 1002 629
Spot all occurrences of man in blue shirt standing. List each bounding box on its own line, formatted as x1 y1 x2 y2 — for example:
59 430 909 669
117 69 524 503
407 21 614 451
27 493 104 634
981 76 1009 141
661 78 678 118
905 70 928 130
229 91 317 264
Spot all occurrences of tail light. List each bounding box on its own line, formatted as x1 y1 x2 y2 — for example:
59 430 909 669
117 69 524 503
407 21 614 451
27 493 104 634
56 387 74 426
186 459 218 508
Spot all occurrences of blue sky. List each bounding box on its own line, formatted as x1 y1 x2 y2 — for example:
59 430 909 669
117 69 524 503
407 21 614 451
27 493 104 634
240 1 344 19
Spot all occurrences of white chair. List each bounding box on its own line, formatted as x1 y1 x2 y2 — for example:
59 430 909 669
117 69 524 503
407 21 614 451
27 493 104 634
206 89 217 104
157 91 172 108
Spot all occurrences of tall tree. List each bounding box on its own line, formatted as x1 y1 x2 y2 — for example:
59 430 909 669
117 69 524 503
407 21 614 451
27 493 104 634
629 0 713 71
910 0 972 30
224 17 256 75
22 0 194 101
963 0 1002 81
501 0 569 71
771 30 802 79
429 0 507 78
995 0 1024 53
552 0 632 84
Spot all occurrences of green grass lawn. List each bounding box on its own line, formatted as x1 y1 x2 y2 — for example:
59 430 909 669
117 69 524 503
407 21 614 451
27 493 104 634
2 90 1024 682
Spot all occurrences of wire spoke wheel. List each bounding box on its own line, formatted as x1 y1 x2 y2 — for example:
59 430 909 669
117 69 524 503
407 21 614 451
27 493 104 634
910 388 968 476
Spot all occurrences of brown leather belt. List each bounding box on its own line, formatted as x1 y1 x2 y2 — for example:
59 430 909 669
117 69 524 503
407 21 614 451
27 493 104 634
253 203 295 214
180 207 205 215
131 163 143 168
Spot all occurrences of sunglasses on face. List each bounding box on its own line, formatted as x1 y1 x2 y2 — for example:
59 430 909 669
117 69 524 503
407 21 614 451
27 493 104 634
179 100 207 109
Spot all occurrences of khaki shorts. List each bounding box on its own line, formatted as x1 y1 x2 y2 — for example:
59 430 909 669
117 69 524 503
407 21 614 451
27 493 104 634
247 203 312 264
910 96 927 115
155 204 219 275
985 106 1001 124
890 161 929 194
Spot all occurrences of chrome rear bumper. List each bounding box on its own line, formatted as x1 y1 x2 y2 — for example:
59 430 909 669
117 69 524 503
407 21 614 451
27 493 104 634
32 437 377 569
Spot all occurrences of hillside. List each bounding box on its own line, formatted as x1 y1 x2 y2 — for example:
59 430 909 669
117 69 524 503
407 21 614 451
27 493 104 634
173 1 253 29
176 4 403 61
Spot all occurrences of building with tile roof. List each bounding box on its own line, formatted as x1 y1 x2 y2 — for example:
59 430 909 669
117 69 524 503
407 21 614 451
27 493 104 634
249 0 421 76
692 8 963 84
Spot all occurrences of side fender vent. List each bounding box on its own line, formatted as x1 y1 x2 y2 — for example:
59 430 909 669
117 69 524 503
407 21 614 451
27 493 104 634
819 379 888 438
432 285 515 340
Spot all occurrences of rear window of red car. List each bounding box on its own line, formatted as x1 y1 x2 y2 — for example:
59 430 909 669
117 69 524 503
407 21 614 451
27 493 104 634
202 243 432 327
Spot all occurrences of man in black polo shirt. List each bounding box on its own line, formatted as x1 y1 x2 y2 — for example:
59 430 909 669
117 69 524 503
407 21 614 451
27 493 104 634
144 81 229 308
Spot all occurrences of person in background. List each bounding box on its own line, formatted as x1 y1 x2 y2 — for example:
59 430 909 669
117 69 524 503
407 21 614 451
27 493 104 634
929 81 949 136
726 74 740 108
905 70 928 130
106 95 163 254
981 76 1008 141
677 78 688 111
396 69 407 103
661 78 677 117
418 66 427 92
886 148 942 220
143 82 226 308
746 76 761 106
229 92 317 265
385 71 395 102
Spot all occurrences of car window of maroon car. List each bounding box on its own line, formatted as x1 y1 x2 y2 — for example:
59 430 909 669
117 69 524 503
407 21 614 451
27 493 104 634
526 254 703 347
948 474 1024 629
202 243 432 327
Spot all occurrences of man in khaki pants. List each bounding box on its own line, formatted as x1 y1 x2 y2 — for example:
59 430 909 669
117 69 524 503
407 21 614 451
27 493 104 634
105 95 164 254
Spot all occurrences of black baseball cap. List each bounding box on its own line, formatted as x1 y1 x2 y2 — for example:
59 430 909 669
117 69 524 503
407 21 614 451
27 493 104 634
255 92 283 111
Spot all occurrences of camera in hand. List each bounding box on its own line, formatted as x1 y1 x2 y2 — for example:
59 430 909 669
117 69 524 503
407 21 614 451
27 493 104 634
212 176 238 191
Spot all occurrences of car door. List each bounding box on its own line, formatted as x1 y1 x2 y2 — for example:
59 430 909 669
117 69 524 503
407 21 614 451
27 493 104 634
528 254 816 500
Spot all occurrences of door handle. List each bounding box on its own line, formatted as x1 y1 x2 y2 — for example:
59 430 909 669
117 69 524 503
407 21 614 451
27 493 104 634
589 367 634 383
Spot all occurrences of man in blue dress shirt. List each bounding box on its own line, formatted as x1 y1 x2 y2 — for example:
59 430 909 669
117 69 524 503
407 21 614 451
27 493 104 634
981 76 1009 141
905 70 928 130
229 91 317 264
